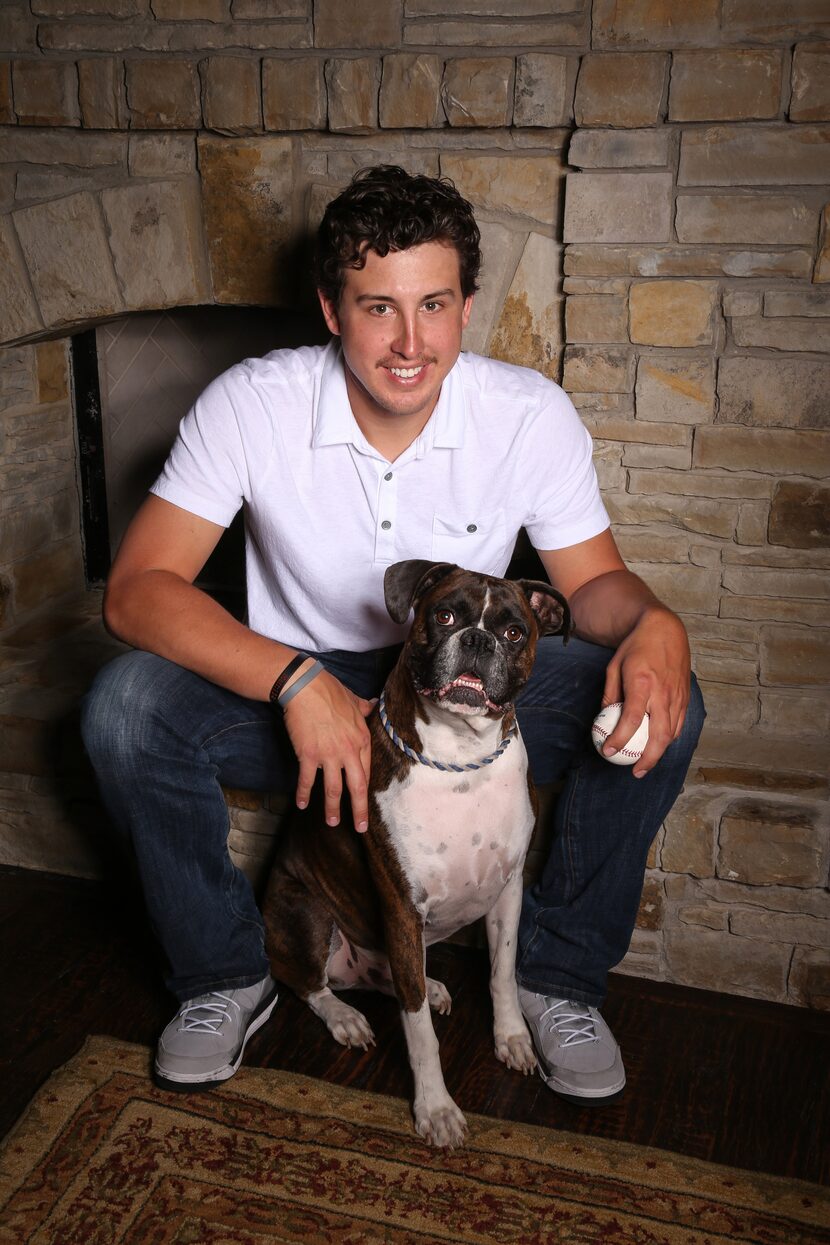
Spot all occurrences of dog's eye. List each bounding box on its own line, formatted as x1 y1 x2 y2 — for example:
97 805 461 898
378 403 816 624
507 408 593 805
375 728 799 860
435 609 454 626
504 625 524 643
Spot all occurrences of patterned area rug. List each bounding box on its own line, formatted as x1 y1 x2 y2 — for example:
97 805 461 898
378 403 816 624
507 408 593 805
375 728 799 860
0 1037 826 1245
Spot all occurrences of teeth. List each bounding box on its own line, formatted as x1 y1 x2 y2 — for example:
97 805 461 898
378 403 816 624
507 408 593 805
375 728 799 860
389 366 423 379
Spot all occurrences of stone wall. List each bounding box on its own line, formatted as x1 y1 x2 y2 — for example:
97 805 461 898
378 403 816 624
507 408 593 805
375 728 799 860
0 1 827 1008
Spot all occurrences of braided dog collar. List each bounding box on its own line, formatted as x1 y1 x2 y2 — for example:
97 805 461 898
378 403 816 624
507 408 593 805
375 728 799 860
377 690 517 773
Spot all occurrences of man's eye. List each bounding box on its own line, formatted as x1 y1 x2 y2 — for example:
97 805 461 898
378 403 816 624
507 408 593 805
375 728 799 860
504 625 524 643
423 301 441 312
370 303 393 316
435 609 454 626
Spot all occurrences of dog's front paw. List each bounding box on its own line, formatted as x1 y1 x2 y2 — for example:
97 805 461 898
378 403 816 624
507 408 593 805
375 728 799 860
495 1030 537 1075
414 1096 468 1149
313 994 376 1050
426 977 452 1015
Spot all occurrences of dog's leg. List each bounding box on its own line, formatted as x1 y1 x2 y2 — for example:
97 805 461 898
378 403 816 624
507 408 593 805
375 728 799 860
262 864 376 1049
385 912 467 1147
485 873 536 1075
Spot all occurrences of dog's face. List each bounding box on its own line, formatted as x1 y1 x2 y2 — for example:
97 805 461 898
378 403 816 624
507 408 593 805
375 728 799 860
384 561 570 717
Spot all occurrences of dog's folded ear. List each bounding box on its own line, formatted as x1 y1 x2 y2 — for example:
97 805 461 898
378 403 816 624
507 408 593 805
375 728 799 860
518 579 572 640
384 560 458 624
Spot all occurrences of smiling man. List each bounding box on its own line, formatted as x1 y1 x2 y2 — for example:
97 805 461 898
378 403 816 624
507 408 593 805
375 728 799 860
82 166 704 1104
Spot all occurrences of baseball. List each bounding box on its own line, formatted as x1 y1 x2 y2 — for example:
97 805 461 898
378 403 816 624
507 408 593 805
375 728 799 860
591 702 649 766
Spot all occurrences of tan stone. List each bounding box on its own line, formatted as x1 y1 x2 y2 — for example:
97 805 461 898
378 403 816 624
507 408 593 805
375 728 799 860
635 356 715 425
0 785 104 880
565 244 813 281
0 63 12 125
670 50 782 123
36 340 68 404
442 57 513 128
584 417 688 446
722 597 829 627
379 54 442 129
0 346 36 415
0 491 74 563
661 788 720 877
568 128 671 168
735 501 768 546
723 566 829 603
622 442 691 470
723 546 830 569
128 134 196 176
403 17 586 48
761 625 830 688
718 797 826 887
722 0 830 43
514 54 571 127
613 529 687 564
628 562 720 615
153 0 228 16
717 356 830 431
78 57 128 129
677 905 729 932
761 690 830 739
592 0 721 49
723 290 762 318
676 193 817 246
406 0 577 11
790 948 830 1011
695 682 759 729
326 58 380 133
441 155 564 227
636 874 664 931
0 130 125 167
126 59 201 129
664 926 789 1001
575 52 667 128
730 908 828 948
201 56 261 135
765 288 830 318
12 59 80 126
791 43 830 123
605 492 739 539
234 0 305 13
696 427 830 478
316 0 401 48
461 221 524 356
489 233 562 382
14 193 123 329
0 220 42 345
563 173 673 244
562 346 634 393
199 136 294 306
679 125 830 187
263 57 325 130
769 482 830 551
30 0 142 12
818 206 830 284
667 873 830 920
565 294 627 344
101 180 211 310
11 539 84 613
629 280 717 347
732 316 830 353
564 278 630 295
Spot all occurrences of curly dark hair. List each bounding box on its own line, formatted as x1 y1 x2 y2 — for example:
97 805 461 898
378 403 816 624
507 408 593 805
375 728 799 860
315 165 482 304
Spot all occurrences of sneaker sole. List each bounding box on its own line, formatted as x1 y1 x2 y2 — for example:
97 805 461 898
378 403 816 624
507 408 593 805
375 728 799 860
528 1031 626 1104
154 984 279 1093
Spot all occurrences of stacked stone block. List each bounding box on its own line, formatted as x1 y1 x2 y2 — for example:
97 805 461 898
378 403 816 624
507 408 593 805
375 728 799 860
0 0 827 1008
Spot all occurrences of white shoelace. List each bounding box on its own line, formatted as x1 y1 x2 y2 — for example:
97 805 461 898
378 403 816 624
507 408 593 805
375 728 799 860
177 993 240 1034
540 999 599 1047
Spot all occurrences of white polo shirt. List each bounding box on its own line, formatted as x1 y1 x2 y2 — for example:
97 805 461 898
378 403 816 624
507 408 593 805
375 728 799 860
151 340 609 652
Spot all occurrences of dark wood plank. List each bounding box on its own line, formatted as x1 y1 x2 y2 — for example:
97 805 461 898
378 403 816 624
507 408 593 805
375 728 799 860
0 866 827 1184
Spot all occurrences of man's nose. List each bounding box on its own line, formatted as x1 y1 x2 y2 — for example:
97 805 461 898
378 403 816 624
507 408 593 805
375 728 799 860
391 313 422 358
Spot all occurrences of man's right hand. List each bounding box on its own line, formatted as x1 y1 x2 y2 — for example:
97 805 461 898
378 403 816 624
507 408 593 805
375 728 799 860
282 668 374 832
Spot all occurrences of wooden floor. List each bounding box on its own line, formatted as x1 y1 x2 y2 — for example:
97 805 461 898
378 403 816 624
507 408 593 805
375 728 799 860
1 865 827 1185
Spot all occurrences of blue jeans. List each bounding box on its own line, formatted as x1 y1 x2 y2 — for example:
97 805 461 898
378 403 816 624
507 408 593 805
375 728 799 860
81 638 704 1005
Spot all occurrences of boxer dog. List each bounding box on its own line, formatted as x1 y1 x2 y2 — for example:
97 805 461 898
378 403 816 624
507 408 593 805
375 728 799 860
262 560 570 1147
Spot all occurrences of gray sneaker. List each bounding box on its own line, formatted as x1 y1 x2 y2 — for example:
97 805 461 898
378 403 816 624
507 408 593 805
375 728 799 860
518 988 626 1103
154 974 278 1091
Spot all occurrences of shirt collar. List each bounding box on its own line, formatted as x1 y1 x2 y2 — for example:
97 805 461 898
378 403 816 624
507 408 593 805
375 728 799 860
312 341 467 458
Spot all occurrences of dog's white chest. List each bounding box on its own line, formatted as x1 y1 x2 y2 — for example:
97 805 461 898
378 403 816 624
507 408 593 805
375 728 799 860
375 733 534 940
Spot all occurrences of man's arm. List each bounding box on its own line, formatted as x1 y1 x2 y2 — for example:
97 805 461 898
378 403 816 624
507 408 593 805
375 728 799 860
538 529 691 778
104 494 373 828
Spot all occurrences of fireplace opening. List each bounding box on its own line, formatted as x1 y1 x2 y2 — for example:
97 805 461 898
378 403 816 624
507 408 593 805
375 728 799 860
72 305 329 617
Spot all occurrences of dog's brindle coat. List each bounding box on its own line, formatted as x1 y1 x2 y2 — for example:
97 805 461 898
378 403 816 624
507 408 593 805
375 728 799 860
263 560 569 1147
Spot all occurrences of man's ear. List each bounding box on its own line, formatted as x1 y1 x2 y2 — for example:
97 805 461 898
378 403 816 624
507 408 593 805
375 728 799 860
384 560 458 624
461 293 474 330
517 579 571 639
318 290 341 336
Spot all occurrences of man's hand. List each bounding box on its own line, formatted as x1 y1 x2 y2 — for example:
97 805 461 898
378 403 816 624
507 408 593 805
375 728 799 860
600 605 691 779
282 668 375 830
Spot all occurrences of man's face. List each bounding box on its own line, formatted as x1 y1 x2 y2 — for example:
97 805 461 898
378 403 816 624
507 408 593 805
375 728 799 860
318 240 474 432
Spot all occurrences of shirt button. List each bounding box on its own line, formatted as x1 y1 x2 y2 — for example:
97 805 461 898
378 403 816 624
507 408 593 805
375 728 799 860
467 523 477 533
384 472 393 481
381 520 392 530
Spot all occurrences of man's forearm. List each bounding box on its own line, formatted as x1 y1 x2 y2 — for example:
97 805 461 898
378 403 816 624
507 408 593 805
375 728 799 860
104 570 296 702
568 568 683 649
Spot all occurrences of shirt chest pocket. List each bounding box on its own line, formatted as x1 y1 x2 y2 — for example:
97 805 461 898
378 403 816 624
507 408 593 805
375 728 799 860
431 511 508 573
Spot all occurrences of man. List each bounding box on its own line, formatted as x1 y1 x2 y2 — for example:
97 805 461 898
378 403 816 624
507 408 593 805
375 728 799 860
83 165 704 1102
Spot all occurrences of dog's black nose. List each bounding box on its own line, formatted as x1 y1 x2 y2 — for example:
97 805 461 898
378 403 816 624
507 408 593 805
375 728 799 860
461 628 495 653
